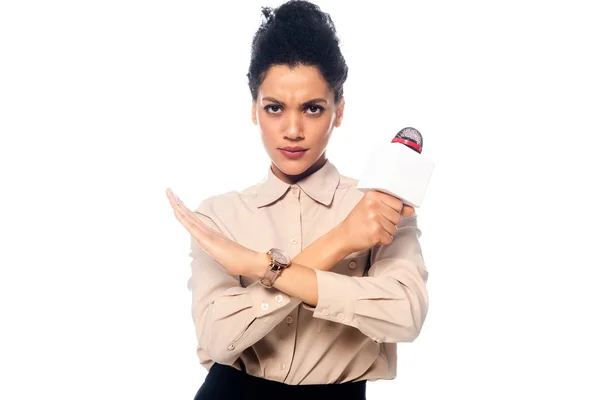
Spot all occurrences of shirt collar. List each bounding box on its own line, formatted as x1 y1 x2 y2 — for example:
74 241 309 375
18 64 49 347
255 159 341 208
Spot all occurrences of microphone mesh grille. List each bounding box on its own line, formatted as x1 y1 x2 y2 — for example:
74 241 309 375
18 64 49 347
395 127 423 148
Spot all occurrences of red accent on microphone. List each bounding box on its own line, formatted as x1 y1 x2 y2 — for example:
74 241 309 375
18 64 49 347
391 137 422 153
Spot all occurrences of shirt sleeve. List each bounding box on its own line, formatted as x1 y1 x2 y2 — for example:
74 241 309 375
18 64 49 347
188 203 301 365
305 214 429 343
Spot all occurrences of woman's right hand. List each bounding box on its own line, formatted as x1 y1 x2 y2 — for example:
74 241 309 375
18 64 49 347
334 190 416 254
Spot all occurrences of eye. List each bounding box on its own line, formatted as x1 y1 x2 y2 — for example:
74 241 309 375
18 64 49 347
265 105 283 114
306 105 324 115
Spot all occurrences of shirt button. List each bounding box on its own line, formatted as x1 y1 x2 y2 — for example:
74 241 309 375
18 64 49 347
280 362 286 370
337 313 344 321
322 309 330 316
373 338 381 344
261 302 269 311
275 294 283 303
227 343 235 350
286 316 293 324
291 238 298 245
348 261 356 269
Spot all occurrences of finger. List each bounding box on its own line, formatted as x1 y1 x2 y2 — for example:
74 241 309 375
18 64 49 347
166 189 188 220
376 192 404 213
166 188 183 211
174 208 217 252
401 205 416 216
377 221 394 246
377 202 402 226
377 214 398 238
166 190 211 237
165 189 195 225
175 202 213 238
169 197 195 230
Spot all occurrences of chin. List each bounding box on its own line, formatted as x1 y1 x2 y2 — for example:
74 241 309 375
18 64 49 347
277 162 309 176
274 157 313 176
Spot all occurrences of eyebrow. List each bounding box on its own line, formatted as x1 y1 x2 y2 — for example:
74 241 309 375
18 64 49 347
262 97 328 107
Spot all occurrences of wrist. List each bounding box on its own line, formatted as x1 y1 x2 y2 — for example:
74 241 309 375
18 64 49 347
325 225 353 261
247 251 269 279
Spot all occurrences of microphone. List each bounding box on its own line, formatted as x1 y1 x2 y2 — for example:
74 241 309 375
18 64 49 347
356 127 434 208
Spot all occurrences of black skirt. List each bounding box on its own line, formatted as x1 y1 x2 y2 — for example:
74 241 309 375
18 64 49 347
194 362 367 400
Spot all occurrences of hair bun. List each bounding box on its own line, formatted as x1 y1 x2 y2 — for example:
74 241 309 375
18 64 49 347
261 7 274 23
271 0 323 25
247 0 348 103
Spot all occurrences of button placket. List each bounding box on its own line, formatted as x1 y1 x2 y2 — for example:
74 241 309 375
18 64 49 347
278 307 300 383
288 188 302 252
290 185 299 199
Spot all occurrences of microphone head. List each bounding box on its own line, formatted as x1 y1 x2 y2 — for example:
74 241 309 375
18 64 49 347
392 127 423 153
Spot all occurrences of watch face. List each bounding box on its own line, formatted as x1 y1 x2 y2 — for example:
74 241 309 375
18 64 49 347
270 248 290 265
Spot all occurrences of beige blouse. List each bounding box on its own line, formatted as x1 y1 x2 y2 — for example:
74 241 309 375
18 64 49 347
187 159 429 385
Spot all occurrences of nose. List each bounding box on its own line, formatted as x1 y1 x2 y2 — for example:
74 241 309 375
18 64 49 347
284 110 303 140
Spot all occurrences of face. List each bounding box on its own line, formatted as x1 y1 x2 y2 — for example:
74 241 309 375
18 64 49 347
252 64 345 184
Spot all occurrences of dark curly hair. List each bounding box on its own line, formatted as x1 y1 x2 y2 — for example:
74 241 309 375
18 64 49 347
247 0 348 104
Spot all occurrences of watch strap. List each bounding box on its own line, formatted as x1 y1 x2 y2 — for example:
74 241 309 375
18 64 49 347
259 249 289 288
259 265 282 288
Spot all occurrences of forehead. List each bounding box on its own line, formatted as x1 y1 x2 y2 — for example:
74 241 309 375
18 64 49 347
258 64 332 101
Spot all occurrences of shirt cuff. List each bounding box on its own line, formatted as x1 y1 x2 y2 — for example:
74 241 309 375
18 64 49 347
246 281 293 319
209 282 293 321
311 269 357 325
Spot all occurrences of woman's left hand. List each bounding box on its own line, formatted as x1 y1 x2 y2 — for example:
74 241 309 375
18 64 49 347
166 188 264 277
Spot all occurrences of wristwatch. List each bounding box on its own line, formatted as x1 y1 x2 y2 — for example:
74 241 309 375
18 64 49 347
259 248 291 288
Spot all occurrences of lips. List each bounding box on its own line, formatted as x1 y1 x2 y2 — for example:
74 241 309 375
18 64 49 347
279 147 308 160
280 146 308 152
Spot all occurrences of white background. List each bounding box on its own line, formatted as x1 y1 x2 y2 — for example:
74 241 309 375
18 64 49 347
1 0 599 399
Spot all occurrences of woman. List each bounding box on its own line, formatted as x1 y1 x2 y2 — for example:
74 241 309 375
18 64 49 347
166 1 429 399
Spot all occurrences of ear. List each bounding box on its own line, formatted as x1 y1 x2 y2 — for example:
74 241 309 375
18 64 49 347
334 97 345 128
251 101 258 125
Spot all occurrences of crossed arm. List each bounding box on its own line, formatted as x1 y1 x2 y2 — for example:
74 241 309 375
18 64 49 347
187 204 428 365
